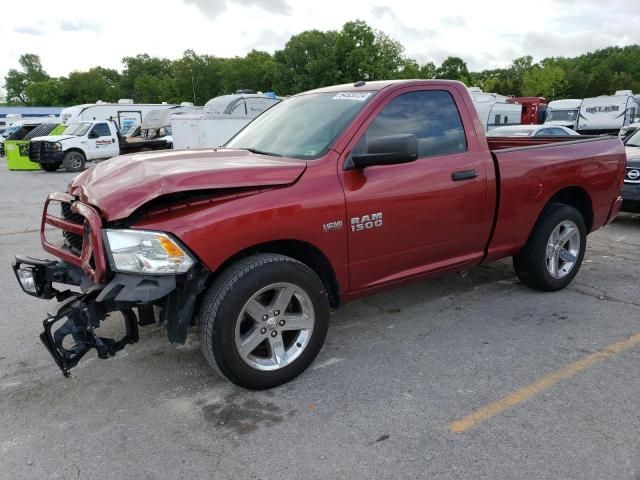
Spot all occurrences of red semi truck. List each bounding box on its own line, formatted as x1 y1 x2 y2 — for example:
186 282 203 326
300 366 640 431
508 96 548 124
13 80 625 389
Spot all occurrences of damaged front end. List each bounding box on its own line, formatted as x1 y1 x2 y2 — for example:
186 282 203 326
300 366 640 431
12 193 208 377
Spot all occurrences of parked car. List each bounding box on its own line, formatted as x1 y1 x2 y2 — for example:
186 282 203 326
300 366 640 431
28 119 174 172
487 125 580 137
12 80 625 389
618 118 640 140
622 129 640 212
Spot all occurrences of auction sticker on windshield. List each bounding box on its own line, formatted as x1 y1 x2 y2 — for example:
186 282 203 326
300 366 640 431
332 92 372 101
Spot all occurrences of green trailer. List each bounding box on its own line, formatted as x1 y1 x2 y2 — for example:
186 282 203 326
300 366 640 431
5 123 65 171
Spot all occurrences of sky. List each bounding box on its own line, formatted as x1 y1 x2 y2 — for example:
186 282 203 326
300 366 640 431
1 0 639 82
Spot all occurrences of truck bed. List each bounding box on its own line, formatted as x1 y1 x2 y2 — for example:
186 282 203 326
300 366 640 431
484 135 625 263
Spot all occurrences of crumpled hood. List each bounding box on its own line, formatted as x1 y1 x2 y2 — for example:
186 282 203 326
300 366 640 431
31 135 76 143
69 149 307 221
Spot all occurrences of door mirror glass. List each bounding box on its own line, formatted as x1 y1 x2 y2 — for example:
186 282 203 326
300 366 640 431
348 134 418 170
88 131 99 139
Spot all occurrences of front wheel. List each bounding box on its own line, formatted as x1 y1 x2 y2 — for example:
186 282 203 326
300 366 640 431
62 151 86 172
513 203 587 291
198 254 330 389
40 162 61 172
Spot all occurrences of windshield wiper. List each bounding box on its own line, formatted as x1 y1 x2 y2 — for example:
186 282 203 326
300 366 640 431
245 148 283 157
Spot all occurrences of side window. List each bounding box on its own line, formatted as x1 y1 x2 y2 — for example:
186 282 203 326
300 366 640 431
550 128 570 136
245 98 276 117
231 100 247 115
358 90 467 158
90 123 111 137
534 128 551 136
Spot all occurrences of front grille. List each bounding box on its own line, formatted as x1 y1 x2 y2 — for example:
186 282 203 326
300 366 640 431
29 142 42 162
61 202 84 254
625 166 640 183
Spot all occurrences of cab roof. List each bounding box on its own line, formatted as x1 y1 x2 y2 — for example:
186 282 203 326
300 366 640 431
302 79 465 95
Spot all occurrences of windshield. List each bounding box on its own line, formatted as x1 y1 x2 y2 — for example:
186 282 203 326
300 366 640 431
487 127 535 137
626 129 640 147
63 122 93 136
226 91 375 158
546 109 578 122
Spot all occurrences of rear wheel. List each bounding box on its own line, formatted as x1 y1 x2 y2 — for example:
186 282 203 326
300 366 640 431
40 162 61 172
198 254 330 389
513 203 586 291
62 151 86 172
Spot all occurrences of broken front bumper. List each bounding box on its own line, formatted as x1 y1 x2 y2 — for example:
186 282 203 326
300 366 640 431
13 255 208 377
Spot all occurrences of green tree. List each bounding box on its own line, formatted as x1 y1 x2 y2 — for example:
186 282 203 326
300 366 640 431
4 53 49 104
274 29 340 94
435 57 471 85
522 64 568 100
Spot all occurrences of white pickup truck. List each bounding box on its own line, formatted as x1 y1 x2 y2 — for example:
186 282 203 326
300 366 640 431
28 120 171 172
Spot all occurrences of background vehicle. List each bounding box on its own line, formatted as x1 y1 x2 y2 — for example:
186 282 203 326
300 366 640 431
621 129 640 212
132 105 199 148
171 93 280 149
618 118 640 140
13 80 624 390
28 119 174 172
507 96 547 124
5 122 66 170
1 117 60 160
577 90 640 135
58 100 182 132
545 99 582 130
468 87 522 131
487 125 580 137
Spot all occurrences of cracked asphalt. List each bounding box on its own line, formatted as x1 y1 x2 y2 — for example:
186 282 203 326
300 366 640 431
1 159 639 480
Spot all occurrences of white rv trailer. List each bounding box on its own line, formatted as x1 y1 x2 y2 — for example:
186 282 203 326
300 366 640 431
171 94 280 149
468 87 522 132
58 99 182 132
577 90 640 135
544 99 582 130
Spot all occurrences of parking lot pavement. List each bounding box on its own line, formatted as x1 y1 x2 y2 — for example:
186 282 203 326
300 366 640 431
1 160 639 480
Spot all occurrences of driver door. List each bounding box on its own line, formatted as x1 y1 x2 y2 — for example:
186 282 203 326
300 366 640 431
87 122 119 159
339 87 494 291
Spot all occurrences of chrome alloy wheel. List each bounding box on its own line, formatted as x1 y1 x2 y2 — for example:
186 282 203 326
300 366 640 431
545 220 581 279
234 282 315 371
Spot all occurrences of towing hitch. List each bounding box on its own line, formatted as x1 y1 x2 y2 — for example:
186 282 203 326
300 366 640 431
41 292 139 377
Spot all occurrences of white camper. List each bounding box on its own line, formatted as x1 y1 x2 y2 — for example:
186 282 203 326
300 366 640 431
59 99 181 132
171 94 280 149
467 87 522 132
544 99 582 130
577 91 640 135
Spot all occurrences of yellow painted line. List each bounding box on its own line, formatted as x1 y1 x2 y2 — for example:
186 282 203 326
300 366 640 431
449 332 640 433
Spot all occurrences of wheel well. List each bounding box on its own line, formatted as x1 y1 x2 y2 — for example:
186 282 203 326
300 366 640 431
64 148 86 158
547 187 593 232
210 240 341 308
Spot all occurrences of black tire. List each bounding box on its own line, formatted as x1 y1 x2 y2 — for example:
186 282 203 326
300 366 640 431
40 162 61 172
198 254 330 390
513 203 587 292
62 151 86 172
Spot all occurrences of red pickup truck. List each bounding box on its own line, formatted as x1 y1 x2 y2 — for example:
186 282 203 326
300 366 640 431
13 80 625 389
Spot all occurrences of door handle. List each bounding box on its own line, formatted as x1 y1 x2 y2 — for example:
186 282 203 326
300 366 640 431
452 170 478 181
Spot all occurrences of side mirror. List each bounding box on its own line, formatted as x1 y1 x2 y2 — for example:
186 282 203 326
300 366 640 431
88 131 99 139
347 134 418 170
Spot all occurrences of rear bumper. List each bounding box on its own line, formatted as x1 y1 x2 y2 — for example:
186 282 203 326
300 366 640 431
13 255 208 376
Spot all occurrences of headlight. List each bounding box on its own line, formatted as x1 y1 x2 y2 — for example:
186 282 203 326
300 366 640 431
104 229 194 274
49 142 62 151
